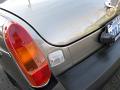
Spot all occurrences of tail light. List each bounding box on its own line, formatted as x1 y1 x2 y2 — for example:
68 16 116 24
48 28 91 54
3 21 51 88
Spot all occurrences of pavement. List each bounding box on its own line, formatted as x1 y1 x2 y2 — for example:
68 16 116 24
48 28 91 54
102 68 120 90
0 65 18 90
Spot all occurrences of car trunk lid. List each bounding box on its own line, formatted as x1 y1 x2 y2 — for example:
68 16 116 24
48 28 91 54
0 0 117 46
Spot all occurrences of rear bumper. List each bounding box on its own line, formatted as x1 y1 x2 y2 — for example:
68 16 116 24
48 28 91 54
58 39 120 90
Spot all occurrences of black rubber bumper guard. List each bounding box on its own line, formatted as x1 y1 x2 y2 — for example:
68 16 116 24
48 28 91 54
58 40 120 90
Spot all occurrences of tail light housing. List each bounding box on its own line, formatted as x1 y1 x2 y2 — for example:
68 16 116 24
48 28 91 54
3 21 51 88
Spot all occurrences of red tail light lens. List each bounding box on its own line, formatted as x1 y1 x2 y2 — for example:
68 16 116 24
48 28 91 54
3 22 51 87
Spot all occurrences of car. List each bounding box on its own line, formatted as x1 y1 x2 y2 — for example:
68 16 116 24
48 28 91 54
0 0 120 90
